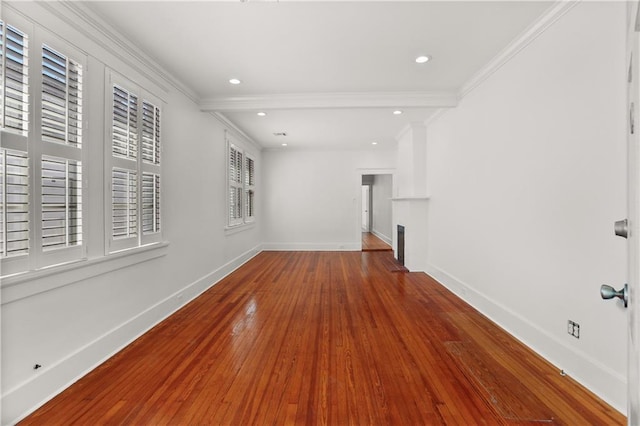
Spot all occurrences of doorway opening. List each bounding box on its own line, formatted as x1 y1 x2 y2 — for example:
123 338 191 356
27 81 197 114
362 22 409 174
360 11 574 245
361 174 392 251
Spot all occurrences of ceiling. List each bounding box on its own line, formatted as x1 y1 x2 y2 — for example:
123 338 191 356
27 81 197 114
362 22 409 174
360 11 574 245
84 1 554 150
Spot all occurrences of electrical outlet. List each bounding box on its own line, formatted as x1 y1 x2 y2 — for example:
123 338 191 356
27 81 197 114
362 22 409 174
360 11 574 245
567 320 580 339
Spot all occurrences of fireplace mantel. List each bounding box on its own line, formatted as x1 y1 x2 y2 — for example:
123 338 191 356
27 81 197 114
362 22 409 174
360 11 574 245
392 197 429 272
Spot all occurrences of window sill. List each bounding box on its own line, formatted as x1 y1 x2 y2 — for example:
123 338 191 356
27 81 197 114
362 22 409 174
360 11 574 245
224 222 256 236
1 241 169 305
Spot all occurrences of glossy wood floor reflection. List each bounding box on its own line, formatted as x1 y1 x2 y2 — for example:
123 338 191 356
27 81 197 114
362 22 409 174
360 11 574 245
361 232 392 251
22 252 624 425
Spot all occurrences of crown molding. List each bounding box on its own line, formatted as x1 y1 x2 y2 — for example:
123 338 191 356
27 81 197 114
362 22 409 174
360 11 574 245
200 91 458 112
41 1 200 104
458 0 580 99
212 113 262 152
424 108 450 128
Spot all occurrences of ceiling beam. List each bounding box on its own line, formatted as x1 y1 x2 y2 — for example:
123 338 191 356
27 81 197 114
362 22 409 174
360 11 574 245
199 91 458 112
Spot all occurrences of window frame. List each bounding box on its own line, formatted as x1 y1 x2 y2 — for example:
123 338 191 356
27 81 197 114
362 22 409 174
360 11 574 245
225 131 257 229
244 153 256 224
1 14 89 277
105 70 163 254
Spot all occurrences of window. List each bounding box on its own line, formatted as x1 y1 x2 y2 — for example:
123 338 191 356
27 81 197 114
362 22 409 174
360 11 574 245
1 20 30 267
244 155 255 221
107 72 162 253
1 17 87 276
227 133 256 227
228 144 243 226
40 44 84 253
0 9 168 291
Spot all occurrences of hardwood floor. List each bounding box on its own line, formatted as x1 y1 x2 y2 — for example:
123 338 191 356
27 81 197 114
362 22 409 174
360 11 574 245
21 251 624 425
362 232 392 251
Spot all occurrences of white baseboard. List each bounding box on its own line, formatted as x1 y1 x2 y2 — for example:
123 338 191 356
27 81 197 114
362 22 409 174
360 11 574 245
2 245 262 426
262 242 360 251
426 264 626 414
370 229 392 246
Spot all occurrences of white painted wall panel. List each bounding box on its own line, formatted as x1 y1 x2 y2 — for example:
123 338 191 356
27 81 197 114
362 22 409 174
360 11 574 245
262 149 395 250
371 174 392 243
426 2 627 411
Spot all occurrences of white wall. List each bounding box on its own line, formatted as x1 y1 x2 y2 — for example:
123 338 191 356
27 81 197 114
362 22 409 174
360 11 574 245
426 2 627 411
1 4 261 424
371 174 392 244
262 149 396 250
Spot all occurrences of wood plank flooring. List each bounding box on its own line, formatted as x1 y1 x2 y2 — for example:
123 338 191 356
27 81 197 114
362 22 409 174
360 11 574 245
21 251 625 425
362 232 392 251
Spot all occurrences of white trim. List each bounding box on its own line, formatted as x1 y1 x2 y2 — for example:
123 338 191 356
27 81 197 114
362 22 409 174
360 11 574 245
424 107 450 128
458 0 580 99
426 263 626 414
38 2 196 103
262 242 360 251
395 123 413 142
224 223 256 236
371 229 392 246
1 242 169 305
200 91 458 112
1 244 262 426
212 113 261 152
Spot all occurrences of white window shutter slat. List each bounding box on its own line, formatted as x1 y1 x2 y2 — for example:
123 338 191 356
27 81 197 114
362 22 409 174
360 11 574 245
2 22 29 136
41 156 82 250
142 172 160 234
112 85 138 160
41 44 83 147
142 101 160 165
0 149 29 257
112 168 137 239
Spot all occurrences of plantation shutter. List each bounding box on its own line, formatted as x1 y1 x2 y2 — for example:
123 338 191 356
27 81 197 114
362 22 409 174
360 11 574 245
1 20 29 262
112 85 138 160
141 101 160 165
41 156 82 250
228 144 243 226
245 156 255 221
1 21 29 136
142 173 160 234
41 45 82 147
108 74 162 251
140 99 161 240
40 44 84 257
109 82 139 251
112 168 137 239
0 149 29 257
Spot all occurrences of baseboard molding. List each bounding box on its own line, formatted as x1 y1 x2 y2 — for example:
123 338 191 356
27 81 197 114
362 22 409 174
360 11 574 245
262 242 360 251
2 245 262 426
426 264 626 414
370 230 392 246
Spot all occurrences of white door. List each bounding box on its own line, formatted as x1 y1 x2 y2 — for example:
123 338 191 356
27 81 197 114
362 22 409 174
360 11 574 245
362 185 370 232
626 2 639 422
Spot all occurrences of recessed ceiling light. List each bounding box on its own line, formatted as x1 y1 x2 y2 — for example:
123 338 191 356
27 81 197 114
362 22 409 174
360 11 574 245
257 112 267 117
229 78 241 85
372 141 378 145
281 143 288 147
393 110 403 115
415 55 430 64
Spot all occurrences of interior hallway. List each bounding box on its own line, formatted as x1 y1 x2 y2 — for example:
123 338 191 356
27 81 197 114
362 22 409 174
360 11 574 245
361 232 392 251
20 251 624 425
